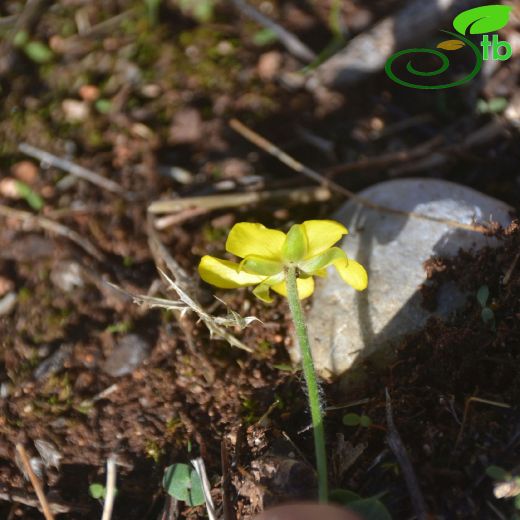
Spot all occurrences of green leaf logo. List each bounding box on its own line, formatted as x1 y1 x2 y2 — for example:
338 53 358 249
453 5 512 35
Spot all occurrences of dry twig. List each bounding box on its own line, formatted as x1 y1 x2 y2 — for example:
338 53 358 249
15 444 55 520
229 118 489 233
0 484 88 514
231 0 315 62
19 143 128 197
0 204 104 261
385 390 428 520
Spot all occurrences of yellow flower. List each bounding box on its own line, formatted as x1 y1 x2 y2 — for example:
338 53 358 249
198 220 368 302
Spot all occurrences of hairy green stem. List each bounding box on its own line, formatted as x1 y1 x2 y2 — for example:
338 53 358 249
285 265 328 502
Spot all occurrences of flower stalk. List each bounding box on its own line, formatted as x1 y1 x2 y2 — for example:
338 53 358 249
285 265 328 503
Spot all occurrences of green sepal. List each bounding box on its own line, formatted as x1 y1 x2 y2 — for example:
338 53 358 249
252 272 284 303
282 224 308 263
239 255 283 276
299 246 347 275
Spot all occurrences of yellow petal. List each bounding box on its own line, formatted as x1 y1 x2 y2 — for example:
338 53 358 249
199 255 265 288
302 220 348 258
271 276 315 300
334 258 368 291
226 223 286 260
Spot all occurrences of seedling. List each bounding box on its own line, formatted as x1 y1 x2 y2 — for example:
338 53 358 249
199 220 368 502
89 482 118 501
13 31 53 64
343 413 373 428
163 463 205 506
477 285 495 329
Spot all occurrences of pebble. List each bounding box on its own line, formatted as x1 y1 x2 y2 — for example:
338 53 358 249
258 51 283 82
300 179 514 382
102 334 151 377
50 261 84 292
0 276 14 297
0 292 17 316
169 108 202 145
11 161 38 184
62 99 89 123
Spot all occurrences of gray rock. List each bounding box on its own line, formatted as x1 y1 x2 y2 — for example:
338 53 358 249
102 334 150 377
301 179 513 380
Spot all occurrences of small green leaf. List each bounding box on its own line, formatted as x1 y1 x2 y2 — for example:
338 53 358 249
343 413 361 426
437 39 466 50
163 463 205 506
282 224 308 263
486 465 510 481
252 28 278 46
477 285 489 308
24 41 54 64
359 415 373 428
453 5 512 35
329 488 362 505
273 363 296 372
178 0 215 23
89 483 106 500
15 181 43 211
144 0 162 25
481 307 495 324
477 97 508 114
514 494 520 509
347 497 392 520
95 99 112 114
13 30 29 47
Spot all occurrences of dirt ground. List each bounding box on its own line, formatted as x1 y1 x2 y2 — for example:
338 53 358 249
0 1 519 519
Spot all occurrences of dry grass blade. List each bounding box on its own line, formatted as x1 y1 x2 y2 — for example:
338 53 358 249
100 455 117 520
190 458 218 520
0 204 104 261
148 187 331 215
108 273 254 352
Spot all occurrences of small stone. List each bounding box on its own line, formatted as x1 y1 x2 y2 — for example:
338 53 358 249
50 261 84 292
62 99 89 123
79 84 100 102
257 51 283 82
0 178 21 199
0 277 14 298
102 334 151 377
302 179 513 381
0 292 17 316
169 108 202 145
11 161 38 184
141 84 161 98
